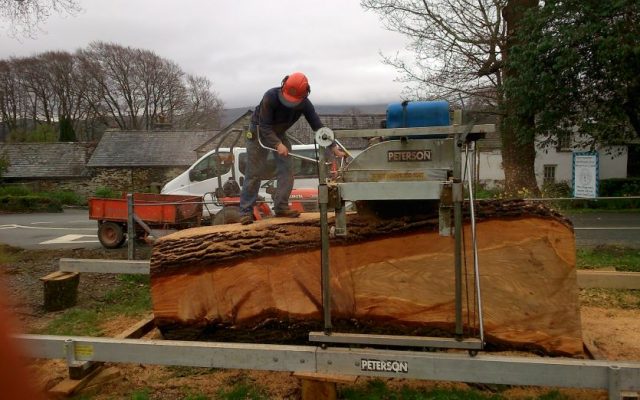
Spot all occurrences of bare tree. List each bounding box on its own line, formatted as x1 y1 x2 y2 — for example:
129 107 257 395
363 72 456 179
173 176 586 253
176 74 224 129
79 42 222 131
135 50 186 130
362 0 505 104
0 0 80 38
2 41 224 138
79 42 144 130
361 0 539 195
0 60 21 131
14 55 55 124
39 51 90 139
154 60 185 126
137 49 165 130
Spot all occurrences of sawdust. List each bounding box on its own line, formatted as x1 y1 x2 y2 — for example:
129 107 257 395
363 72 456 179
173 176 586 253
580 306 640 360
100 314 147 337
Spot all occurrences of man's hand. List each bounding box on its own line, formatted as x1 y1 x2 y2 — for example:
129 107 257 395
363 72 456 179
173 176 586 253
276 142 289 156
332 145 346 158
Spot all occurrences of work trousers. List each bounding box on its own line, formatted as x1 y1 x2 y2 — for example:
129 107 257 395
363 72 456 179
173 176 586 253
239 137 294 216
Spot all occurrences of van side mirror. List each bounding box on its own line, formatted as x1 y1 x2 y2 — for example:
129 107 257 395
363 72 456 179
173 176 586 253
239 176 244 186
188 169 196 182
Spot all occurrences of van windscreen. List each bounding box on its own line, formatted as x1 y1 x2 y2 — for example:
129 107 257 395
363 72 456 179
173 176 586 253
238 149 318 179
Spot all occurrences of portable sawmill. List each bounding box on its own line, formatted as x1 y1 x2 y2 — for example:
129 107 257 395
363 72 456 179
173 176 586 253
310 100 495 352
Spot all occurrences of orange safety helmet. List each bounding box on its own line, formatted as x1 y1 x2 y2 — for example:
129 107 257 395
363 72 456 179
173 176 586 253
280 72 310 106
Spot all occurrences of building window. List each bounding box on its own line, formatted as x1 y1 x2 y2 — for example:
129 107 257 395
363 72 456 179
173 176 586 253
543 164 557 185
557 132 571 151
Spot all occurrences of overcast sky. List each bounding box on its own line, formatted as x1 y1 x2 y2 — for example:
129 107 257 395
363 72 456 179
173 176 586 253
1 0 411 108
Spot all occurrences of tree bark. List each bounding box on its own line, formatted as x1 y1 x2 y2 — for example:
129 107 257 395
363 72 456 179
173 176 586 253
500 118 539 195
501 0 541 196
150 200 582 356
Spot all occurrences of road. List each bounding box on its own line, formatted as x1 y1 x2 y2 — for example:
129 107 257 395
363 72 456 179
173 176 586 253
0 208 101 250
0 209 639 250
567 212 640 249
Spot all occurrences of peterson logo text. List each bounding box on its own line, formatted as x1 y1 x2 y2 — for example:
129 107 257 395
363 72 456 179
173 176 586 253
387 150 431 162
360 359 409 373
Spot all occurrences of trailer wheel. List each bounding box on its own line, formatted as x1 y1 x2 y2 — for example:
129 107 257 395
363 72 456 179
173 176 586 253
212 206 241 225
98 221 126 249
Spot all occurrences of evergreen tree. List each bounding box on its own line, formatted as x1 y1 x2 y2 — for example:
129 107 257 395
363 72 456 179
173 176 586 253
59 115 76 142
505 0 640 149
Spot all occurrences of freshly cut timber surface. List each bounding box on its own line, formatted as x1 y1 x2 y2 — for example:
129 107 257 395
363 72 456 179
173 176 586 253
150 200 583 356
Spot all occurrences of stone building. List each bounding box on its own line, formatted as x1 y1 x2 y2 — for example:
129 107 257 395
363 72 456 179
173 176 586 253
0 142 96 197
86 130 214 194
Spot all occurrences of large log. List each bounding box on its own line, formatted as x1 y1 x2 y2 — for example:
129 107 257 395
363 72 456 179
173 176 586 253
150 200 583 356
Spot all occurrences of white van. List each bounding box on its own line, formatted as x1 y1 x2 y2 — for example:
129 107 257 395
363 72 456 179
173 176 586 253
161 144 321 218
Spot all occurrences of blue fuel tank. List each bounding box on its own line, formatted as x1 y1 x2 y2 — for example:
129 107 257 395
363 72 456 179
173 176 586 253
386 100 450 128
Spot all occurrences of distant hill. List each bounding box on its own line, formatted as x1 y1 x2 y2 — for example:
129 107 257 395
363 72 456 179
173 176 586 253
314 104 388 114
220 104 388 128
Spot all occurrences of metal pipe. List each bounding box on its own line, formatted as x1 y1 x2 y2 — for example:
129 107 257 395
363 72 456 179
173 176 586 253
127 193 135 260
333 138 354 159
256 130 319 163
453 133 463 339
317 149 332 333
465 143 484 345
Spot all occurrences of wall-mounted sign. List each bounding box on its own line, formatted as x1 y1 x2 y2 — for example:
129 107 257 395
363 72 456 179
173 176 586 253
573 152 599 198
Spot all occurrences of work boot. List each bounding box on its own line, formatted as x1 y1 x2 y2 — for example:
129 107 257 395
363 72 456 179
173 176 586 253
240 214 254 225
274 209 300 218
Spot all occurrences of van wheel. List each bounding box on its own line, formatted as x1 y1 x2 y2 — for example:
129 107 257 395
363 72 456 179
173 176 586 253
98 221 126 248
213 206 241 225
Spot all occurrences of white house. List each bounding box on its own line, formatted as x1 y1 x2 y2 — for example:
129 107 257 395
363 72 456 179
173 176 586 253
533 133 627 187
474 133 628 190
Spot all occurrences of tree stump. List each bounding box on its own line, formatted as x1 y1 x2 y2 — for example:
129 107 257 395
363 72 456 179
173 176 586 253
41 271 80 311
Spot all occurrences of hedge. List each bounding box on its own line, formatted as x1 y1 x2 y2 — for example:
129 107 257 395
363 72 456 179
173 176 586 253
0 195 63 213
599 178 640 197
574 178 640 209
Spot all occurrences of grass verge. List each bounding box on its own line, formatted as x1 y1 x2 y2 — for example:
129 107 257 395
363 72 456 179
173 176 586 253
577 245 640 309
577 245 640 272
40 274 151 336
0 244 20 265
216 378 269 400
0 185 85 212
580 288 640 309
340 379 569 400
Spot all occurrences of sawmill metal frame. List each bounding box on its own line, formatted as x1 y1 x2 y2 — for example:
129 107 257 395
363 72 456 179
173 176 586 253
17 334 640 399
312 121 493 351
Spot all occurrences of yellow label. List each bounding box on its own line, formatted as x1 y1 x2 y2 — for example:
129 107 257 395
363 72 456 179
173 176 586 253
74 344 94 358
370 172 425 182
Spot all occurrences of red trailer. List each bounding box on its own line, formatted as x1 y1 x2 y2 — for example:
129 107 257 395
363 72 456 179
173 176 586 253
89 193 203 248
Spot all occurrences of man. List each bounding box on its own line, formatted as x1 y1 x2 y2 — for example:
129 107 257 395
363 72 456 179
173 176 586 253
239 72 344 225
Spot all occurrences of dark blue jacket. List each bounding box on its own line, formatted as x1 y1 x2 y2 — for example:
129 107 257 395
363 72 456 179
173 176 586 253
250 87 323 148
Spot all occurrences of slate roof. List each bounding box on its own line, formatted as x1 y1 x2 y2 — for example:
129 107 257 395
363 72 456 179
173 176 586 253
0 142 94 179
289 114 386 149
87 131 214 167
195 110 253 154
